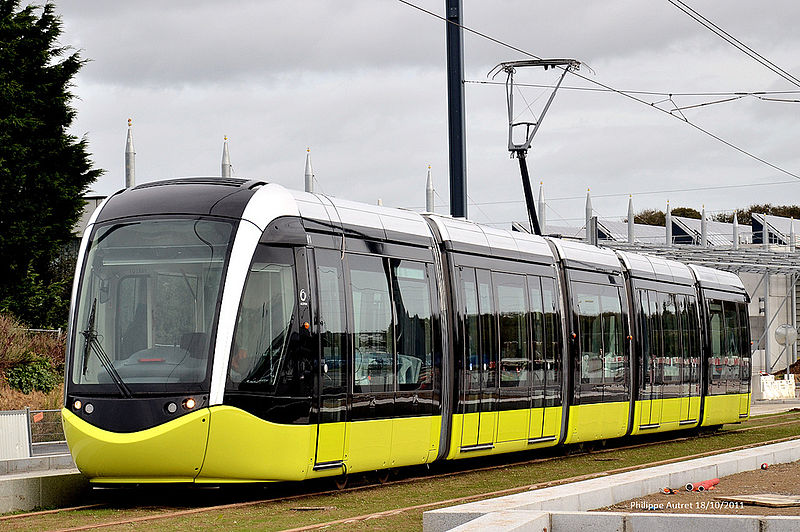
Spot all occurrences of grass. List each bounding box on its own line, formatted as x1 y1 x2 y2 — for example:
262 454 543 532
5 412 800 531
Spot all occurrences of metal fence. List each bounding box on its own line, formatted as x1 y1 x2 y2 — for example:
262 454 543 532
0 408 66 459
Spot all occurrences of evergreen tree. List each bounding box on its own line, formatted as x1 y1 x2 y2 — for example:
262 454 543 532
0 1 102 327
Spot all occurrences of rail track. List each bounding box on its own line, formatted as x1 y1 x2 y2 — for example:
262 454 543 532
4 411 800 531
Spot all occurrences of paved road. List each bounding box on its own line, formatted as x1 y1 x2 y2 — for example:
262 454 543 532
750 399 800 416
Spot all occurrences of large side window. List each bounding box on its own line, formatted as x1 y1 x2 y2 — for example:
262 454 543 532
316 249 347 394
463 268 481 395
349 254 394 393
660 292 681 397
477 269 498 392
228 246 297 394
708 300 725 395
686 296 701 394
391 260 433 391
494 272 529 389
529 276 545 407
723 300 741 394
572 281 627 404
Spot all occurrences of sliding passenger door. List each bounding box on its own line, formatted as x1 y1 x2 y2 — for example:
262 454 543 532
313 250 348 469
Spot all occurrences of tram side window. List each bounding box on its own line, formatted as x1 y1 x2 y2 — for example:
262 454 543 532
660 293 681 397
637 290 656 399
494 273 529 389
707 300 726 395
686 296 702 394
349 255 395 393
705 298 751 396
529 277 545 406
572 281 626 404
477 270 498 391
541 277 562 406
391 260 433 391
228 246 298 394
316 250 347 393
738 303 752 394
463 269 481 394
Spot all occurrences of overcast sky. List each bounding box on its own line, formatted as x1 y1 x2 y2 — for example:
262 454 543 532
55 0 800 229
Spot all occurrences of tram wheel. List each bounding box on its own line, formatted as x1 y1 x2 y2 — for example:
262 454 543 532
376 469 391 484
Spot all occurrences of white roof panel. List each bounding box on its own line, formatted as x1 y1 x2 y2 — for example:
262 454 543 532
548 238 622 272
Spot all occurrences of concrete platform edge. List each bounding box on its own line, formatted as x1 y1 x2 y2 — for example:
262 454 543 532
424 439 800 531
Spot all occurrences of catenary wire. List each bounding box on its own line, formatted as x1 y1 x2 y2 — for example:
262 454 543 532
667 0 800 88
396 0 800 181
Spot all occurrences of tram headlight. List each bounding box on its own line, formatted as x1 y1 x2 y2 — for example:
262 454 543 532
73 400 82 411
166 402 178 414
84 403 94 414
183 397 196 410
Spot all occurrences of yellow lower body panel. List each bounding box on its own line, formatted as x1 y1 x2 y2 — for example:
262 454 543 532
447 406 562 460
702 393 751 426
65 405 442 483
198 406 317 482
631 396 702 435
563 402 628 444
62 408 210 483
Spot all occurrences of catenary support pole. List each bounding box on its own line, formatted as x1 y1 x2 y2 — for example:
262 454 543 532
445 0 467 218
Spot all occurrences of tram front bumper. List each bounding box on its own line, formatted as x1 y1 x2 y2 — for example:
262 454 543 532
62 408 210 483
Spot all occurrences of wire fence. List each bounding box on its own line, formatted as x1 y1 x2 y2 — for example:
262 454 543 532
29 408 65 446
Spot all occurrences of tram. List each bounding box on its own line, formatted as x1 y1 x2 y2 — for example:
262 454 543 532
62 178 751 483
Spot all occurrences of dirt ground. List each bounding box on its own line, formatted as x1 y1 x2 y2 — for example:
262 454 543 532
599 460 800 516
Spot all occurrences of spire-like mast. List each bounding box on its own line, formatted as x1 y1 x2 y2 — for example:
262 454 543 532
304 148 314 193
425 165 434 213
125 118 135 188
221 136 232 178
627 195 634 244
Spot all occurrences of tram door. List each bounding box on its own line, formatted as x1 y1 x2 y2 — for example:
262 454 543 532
313 250 348 469
460 268 498 449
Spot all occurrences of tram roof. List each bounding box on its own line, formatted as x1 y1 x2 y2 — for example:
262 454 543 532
688 264 746 293
547 237 622 273
616 250 695 286
95 177 263 224
291 190 434 246
424 214 555 264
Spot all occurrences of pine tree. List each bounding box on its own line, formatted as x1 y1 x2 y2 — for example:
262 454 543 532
0 1 102 327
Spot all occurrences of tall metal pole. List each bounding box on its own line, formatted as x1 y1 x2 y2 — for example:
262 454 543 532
445 0 467 218
765 272 771 373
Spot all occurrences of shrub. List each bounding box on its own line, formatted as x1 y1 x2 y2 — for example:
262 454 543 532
5 356 60 394
0 313 66 373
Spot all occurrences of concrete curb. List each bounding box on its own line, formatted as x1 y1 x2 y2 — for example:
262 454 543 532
0 469 88 514
423 439 800 531
0 453 76 476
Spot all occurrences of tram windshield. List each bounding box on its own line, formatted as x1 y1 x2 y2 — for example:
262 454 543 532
69 218 234 392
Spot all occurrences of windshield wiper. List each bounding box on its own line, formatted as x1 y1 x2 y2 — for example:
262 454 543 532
81 298 133 398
